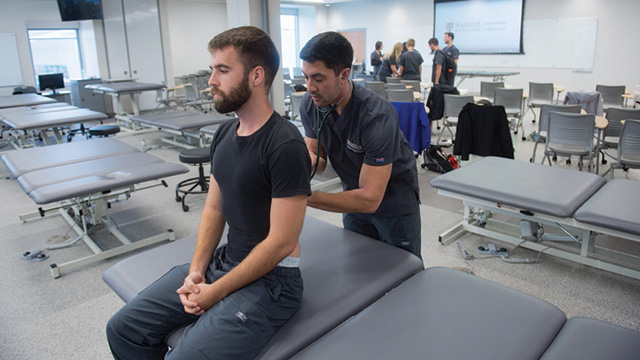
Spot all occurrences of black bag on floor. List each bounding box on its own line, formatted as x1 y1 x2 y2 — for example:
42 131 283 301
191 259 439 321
424 145 455 174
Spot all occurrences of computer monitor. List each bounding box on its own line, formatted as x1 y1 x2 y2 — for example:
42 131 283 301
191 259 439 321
38 73 65 94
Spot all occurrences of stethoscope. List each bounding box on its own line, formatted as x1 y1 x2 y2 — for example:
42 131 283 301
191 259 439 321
310 77 353 179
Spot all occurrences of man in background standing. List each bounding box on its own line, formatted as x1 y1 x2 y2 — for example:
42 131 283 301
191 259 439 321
443 32 459 80
397 38 423 81
428 38 447 86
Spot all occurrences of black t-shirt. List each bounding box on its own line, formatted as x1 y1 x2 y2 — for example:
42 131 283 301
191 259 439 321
210 112 311 262
300 83 420 218
398 50 424 80
432 50 448 85
378 54 398 81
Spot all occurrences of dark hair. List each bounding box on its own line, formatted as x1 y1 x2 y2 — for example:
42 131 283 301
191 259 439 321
445 32 455 40
428 37 439 46
300 32 353 76
208 26 279 90
375 41 383 50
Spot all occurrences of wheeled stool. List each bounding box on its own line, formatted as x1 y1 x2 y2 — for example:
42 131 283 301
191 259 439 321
88 124 121 138
175 147 210 212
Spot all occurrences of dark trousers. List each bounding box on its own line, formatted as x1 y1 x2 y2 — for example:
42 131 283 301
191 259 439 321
343 206 422 259
106 245 303 360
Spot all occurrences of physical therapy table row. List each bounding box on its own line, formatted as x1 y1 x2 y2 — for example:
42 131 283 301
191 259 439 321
85 81 166 116
1 138 189 278
103 216 640 360
431 156 640 280
0 102 108 148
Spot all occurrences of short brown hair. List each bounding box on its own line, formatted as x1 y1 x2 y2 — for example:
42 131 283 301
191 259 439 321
208 26 280 90
407 38 415 47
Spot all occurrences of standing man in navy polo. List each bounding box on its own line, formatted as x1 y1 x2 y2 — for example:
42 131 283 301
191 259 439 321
298 31 422 258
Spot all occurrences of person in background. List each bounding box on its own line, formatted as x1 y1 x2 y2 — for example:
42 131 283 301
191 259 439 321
443 32 459 66
377 42 403 83
428 37 448 86
443 32 459 79
298 32 422 258
370 41 384 80
397 38 423 81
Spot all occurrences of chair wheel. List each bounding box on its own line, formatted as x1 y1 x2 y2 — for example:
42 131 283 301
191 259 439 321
552 155 557 162
421 163 426 169
601 159 607 165
437 126 441 130
529 158 534 163
532 120 536 123
175 195 182 202
521 136 526 141
566 159 571 165
182 204 190 212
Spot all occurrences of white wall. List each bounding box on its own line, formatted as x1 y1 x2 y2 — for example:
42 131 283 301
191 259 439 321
317 0 640 96
163 0 228 83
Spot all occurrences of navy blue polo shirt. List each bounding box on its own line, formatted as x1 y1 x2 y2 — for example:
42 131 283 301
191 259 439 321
300 83 420 217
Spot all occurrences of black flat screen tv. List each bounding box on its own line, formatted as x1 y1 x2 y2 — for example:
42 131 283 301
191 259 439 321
57 0 103 22
39 73 65 94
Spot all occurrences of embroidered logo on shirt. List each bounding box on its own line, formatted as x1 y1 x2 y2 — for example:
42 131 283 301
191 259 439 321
235 311 248 323
346 139 364 153
375 157 385 163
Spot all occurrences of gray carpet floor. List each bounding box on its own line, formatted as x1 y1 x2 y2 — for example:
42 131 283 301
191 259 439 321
0 116 639 359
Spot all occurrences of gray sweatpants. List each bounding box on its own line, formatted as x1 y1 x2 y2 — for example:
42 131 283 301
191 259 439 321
106 245 303 360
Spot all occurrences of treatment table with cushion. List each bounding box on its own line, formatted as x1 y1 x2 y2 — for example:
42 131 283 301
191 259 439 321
431 156 640 279
127 111 236 148
1 105 108 148
103 216 425 359
0 93 56 109
2 138 189 278
85 82 166 116
293 267 640 360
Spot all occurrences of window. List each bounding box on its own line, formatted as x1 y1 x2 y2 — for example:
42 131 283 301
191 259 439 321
28 29 83 88
280 10 299 70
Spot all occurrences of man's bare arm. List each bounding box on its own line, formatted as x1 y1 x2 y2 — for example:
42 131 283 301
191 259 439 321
435 64 442 85
308 163 392 214
187 194 308 312
305 136 327 174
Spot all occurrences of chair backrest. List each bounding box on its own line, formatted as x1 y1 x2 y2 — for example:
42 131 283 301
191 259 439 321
444 94 474 119
596 84 625 107
494 88 523 112
184 83 198 101
605 108 640 137
387 89 414 102
387 83 406 90
547 112 595 148
539 104 582 133
480 81 504 98
529 82 554 102
386 77 401 84
290 92 305 120
400 80 421 92
619 120 640 159
365 81 386 99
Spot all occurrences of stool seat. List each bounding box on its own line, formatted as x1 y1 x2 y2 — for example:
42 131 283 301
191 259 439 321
88 124 120 137
179 147 210 164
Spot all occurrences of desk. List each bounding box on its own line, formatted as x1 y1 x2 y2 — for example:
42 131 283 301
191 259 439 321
391 101 430 166
622 93 634 108
455 71 520 87
554 85 566 104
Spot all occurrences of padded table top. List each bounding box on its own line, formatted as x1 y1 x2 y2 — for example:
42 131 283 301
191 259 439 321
1 138 139 177
27 154 188 204
131 111 236 130
85 82 165 94
0 103 72 117
103 216 424 360
2 108 108 130
0 94 56 109
574 179 640 236
293 267 567 360
430 157 606 217
540 317 640 360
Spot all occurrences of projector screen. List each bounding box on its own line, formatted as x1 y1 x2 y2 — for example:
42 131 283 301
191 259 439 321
434 0 525 54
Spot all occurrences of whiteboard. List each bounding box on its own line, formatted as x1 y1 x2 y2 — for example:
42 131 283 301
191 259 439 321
0 33 23 87
460 17 598 70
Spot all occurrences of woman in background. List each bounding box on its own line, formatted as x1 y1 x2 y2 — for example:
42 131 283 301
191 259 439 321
378 42 403 83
